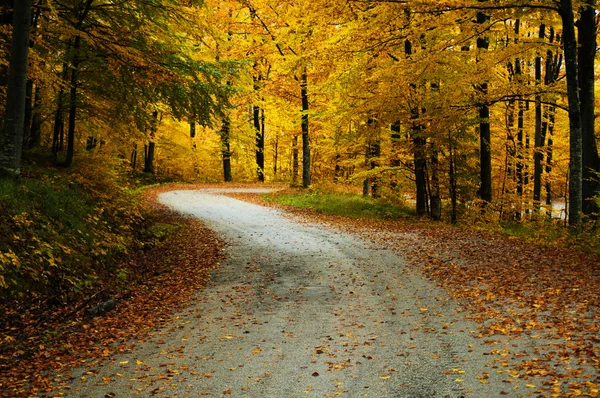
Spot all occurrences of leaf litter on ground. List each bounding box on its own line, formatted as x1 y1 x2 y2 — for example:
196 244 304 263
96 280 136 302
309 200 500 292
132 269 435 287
227 190 600 398
0 184 229 397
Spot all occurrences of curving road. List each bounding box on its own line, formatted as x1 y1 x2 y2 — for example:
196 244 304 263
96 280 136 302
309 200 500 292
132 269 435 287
68 188 527 397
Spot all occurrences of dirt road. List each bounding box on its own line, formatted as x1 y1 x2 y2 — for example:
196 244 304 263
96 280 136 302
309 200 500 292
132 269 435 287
68 188 532 397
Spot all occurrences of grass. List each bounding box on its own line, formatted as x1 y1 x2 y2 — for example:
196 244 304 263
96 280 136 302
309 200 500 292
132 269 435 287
263 189 415 220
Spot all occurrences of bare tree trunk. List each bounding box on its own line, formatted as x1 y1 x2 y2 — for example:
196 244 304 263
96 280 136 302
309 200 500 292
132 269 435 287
430 148 441 220
390 121 401 189
477 10 492 203
414 136 428 217
28 85 42 149
254 105 264 182
292 135 298 185
533 24 545 211
190 119 196 138
130 142 137 170
62 34 81 168
0 0 32 176
578 0 599 216
546 106 556 206
221 118 232 182
301 71 310 188
273 130 279 178
560 0 583 230
143 111 158 174
449 137 458 224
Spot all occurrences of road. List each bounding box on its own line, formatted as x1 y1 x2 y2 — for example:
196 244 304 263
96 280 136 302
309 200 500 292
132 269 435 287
68 188 529 397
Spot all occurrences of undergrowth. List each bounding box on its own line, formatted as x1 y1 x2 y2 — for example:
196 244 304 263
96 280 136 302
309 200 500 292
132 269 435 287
263 187 415 220
0 154 162 304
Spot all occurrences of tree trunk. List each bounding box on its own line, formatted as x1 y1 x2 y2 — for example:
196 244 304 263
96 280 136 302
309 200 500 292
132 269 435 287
22 79 33 148
371 140 381 198
62 35 81 168
578 0 599 216
0 0 32 176
516 98 524 203
301 71 310 188
449 138 458 224
560 0 584 230
414 136 428 216
477 11 492 203
273 130 279 178
28 84 42 149
143 110 158 174
546 106 556 206
292 135 298 185
143 142 155 174
220 117 232 182
533 24 545 211
254 105 264 182
390 121 401 189
430 148 441 220
190 119 196 138
131 142 137 171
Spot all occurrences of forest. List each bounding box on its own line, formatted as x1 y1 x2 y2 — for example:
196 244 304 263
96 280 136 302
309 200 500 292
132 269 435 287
0 0 599 294
1 1 600 396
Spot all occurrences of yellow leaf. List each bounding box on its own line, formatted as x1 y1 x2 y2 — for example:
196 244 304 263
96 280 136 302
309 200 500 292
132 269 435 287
380 375 391 379
252 348 261 354
136 359 143 365
119 360 129 365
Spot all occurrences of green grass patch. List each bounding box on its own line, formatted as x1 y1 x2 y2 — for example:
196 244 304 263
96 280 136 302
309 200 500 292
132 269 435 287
264 189 415 220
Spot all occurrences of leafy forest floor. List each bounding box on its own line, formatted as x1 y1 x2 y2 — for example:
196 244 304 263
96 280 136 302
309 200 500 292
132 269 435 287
0 184 229 396
1 182 599 397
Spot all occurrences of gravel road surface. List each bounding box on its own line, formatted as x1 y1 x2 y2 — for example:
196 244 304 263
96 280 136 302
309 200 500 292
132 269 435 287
69 188 530 397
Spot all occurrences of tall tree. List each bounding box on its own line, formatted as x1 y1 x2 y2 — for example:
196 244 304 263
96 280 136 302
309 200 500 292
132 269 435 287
578 0 599 216
476 9 492 204
301 70 310 188
0 0 32 176
559 0 583 230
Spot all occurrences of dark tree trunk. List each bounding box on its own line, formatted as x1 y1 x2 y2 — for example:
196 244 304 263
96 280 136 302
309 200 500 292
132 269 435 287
301 71 310 188
273 130 279 178
371 140 381 198
23 79 33 148
51 94 64 163
516 96 524 189
254 105 264 182
477 10 492 203
449 138 458 224
533 24 546 211
546 106 556 206
560 0 584 230
143 110 158 174
220 118 232 182
63 35 81 168
292 135 298 185
131 142 137 171
390 121 401 189
430 149 441 220
190 119 196 138
414 136 428 216
143 143 155 174
28 84 42 149
0 0 32 176
578 0 599 216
